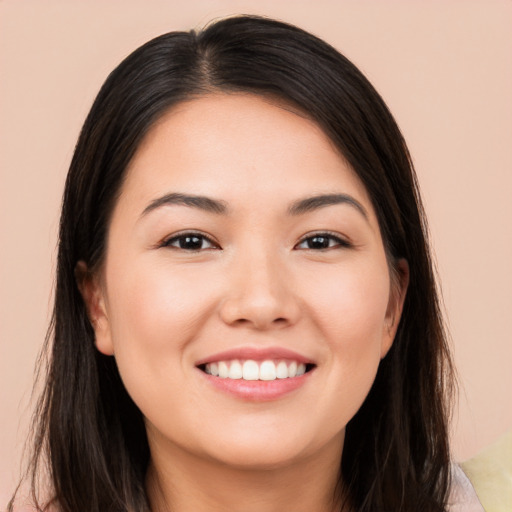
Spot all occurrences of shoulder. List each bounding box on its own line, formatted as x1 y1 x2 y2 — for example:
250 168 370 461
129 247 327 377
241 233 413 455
460 430 512 512
446 463 485 512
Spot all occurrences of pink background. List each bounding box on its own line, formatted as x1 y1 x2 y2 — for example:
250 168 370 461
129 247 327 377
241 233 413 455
1 0 511 504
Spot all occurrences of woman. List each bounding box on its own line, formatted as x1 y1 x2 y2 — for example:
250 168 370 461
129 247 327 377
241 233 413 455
9 15 482 512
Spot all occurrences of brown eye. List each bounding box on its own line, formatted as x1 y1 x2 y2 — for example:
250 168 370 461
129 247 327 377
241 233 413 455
162 233 219 251
295 233 351 250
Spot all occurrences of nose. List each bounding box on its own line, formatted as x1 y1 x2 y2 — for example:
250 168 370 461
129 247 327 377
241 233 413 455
219 247 301 330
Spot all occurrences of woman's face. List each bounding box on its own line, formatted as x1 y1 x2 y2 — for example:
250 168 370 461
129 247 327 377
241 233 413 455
84 93 407 470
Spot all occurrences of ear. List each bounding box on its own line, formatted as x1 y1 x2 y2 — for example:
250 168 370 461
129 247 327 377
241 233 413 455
381 258 409 359
75 261 115 356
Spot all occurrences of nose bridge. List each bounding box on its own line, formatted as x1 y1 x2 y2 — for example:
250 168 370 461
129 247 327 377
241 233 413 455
220 240 299 329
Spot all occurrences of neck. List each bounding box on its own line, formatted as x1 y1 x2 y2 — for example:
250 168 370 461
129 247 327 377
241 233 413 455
145 435 347 512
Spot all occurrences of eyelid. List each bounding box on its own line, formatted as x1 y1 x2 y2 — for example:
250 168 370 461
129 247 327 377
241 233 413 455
159 230 221 250
157 230 351 251
294 231 353 250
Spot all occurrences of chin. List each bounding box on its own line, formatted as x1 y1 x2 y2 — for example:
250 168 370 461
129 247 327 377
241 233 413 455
206 444 309 471
198 425 336 471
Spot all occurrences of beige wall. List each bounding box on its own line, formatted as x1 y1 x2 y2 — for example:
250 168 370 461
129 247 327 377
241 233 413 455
1 0 511 503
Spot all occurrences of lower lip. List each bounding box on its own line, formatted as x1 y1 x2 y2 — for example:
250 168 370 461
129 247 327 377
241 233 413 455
198 369 314 401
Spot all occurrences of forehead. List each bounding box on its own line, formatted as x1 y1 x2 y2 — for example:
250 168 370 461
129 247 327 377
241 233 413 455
120 93 373 215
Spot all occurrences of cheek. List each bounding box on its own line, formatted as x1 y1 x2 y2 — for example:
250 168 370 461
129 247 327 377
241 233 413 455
107 258 215 350
103 258 220 402
302 262 390 420
102 258 224 439
306 261 390 345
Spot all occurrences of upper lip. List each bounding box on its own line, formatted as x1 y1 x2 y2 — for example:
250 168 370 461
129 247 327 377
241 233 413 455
195 346 315 367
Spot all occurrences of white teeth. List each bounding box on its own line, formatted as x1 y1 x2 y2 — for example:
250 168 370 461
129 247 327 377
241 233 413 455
276 361 288 379
218 361 229 379
242 360 259 380
228 360 243 379
259 360 277 381
204 359 310 381
209 362 219 376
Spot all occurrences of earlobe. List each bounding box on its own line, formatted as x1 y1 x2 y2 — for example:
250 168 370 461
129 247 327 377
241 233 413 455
75 261 115 356
381 258 409 359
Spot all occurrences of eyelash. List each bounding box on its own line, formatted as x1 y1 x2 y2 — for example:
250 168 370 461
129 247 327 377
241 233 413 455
295 232 352 250
160 231 352 252
160 231 219 251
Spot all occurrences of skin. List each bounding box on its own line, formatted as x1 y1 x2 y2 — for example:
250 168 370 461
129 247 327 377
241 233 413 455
80 93 408 512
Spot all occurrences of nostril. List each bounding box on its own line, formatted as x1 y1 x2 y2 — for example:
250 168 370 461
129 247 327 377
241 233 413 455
230 318 251 327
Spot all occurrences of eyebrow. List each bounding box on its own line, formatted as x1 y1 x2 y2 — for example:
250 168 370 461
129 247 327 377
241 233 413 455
141 193 229 217
288 193 368 219
140 192 368 220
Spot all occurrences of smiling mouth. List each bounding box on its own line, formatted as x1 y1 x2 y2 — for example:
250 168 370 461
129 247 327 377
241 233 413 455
198 359 316 381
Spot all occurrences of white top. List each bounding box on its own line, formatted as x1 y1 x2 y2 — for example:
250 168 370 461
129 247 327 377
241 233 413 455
447 463 485 511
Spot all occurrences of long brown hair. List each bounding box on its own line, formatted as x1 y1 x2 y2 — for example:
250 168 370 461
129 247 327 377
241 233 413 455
10 15 454 512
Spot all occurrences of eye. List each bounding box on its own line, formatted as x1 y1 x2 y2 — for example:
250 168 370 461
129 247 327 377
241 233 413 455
161 232 219 251
295 232 351 250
